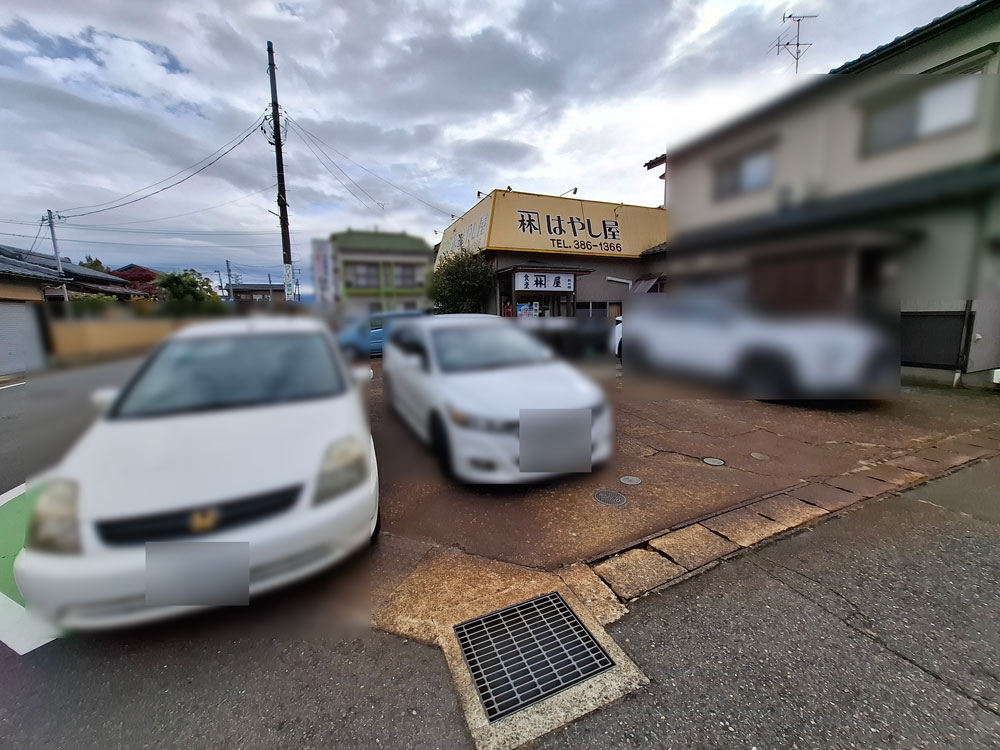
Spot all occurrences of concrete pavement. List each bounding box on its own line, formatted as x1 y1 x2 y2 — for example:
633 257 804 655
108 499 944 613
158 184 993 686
540 457 1000 748
2 454 997 748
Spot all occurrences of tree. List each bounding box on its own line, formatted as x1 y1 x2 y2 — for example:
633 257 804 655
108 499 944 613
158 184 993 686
79 255 109 273
157 269 218 303
427 248 494 313
110 267 159 297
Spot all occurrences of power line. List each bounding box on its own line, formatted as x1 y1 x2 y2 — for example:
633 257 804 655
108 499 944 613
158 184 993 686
59 225 281 236
66 183 278 227
285 115 453 217
56 114 267 214
26 221 44 252
288 120 377 210
59 120 264 219
0 231 281 250
289 120 382 209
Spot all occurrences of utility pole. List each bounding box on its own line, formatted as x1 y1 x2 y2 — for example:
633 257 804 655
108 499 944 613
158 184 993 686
215 269 224 295
266 41 294 302
268 272 272 285
225 259 234 300
773 13 817 73
46 210 69 301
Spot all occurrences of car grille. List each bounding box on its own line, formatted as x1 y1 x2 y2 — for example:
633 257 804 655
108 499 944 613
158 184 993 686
96 485 302 546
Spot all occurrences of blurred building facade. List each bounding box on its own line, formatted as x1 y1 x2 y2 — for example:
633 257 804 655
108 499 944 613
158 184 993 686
642 0 1000 386
437 189 668 319
227 282 286 302
312 229 434 317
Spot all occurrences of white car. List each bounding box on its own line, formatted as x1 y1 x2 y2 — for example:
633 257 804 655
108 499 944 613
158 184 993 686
15 316 379 630
624 296 897 398
382 314 613 483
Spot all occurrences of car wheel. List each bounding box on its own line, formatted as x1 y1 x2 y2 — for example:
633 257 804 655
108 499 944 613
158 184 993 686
430 413 454 477
343 345 361 362
383 373 395 413
739 353 795 400
622 340 650 373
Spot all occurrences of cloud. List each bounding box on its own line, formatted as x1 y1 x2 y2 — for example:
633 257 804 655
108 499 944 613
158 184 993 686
453 137 540 166
0 0 968 285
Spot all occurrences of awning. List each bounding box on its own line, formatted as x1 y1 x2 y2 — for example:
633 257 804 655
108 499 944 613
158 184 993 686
629 277 658 294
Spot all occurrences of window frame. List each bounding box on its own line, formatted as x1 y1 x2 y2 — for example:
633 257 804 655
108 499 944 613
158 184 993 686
860 73 984 158
712 142 776 202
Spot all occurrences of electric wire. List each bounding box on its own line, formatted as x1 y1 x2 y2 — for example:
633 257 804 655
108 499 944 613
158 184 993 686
56 113 267 214
289 121 376 210
285 115 453 217
58 120 265 219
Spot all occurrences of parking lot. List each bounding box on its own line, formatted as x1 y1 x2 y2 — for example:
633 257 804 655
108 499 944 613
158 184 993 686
370 358 1000 570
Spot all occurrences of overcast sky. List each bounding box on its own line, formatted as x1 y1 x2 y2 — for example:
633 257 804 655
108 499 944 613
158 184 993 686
0 0 968 290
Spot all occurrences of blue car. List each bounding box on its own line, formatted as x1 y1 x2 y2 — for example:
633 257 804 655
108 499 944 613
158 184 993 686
338 309 425 358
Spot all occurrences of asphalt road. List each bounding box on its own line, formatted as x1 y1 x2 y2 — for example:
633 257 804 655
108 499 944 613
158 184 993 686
2 357 998 748
3 451 998 748
0 357 144 494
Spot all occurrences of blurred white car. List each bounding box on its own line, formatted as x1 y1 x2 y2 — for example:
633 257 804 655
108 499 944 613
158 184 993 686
15 316 379 629
624 296 897 398
382 314 613 483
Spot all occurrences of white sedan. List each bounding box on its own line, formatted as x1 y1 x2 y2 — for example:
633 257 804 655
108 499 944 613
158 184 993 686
15 316 379 630
382 314 613 483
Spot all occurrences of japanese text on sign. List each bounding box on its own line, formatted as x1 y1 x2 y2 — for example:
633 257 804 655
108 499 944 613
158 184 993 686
516 210 623 252
518 272 574 292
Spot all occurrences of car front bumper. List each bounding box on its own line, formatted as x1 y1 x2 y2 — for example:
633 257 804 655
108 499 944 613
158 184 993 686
13 469 378 630
448 408 615 483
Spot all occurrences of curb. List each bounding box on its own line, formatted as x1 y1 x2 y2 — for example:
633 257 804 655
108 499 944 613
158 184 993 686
586 424 1000 603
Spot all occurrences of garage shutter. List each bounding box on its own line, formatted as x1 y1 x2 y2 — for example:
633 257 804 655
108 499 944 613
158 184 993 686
0 301 44 376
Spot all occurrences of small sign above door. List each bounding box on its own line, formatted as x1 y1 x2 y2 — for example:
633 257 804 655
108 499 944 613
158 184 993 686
517 272 575 292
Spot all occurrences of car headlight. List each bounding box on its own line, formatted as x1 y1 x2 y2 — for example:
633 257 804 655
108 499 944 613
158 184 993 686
27 480 81 554
313 437 368 504
446 404 518 434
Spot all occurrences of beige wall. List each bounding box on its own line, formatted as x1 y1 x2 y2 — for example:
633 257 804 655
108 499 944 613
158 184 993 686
666 10 1000 233
49 319 185 361
0 279 45 302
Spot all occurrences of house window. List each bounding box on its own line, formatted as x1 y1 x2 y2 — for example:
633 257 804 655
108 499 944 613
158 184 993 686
863 75 980 156
394 264 417 288
714 147 773 200
369 302 382 314
347 262 380 288
403 301 418 310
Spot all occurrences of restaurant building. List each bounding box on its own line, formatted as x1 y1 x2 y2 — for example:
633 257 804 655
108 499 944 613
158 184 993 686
436 189 668 318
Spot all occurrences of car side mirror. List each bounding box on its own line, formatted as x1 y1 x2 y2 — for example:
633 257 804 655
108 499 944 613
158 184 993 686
91 387 119 411
352 365 373 385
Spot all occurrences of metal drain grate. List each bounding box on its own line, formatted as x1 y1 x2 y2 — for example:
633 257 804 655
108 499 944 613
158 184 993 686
454 592 615 722
594 490 627 506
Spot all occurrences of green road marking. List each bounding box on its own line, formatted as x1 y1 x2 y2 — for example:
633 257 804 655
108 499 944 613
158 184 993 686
0 487 41 606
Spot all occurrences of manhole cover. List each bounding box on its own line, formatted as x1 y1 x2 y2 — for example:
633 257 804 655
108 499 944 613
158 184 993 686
454 592 615 723
594 490 627 506
619 475 642 486
702 457 726 466
750 452 770 461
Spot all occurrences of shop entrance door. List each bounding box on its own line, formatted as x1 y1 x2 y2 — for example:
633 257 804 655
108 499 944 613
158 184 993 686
515 294 573 317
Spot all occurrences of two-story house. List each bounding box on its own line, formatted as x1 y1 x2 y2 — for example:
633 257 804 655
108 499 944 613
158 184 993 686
312 229 434 318
642 0 1000 387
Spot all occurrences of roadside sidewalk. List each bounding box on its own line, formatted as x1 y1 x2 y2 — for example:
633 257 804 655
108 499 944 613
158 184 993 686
538 455 1000 748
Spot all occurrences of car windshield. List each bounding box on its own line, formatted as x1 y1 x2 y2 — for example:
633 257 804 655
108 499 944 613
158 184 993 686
431 324 553 373
113 333 345 418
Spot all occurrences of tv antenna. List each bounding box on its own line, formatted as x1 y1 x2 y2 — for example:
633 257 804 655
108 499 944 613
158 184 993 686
772 13 817 73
